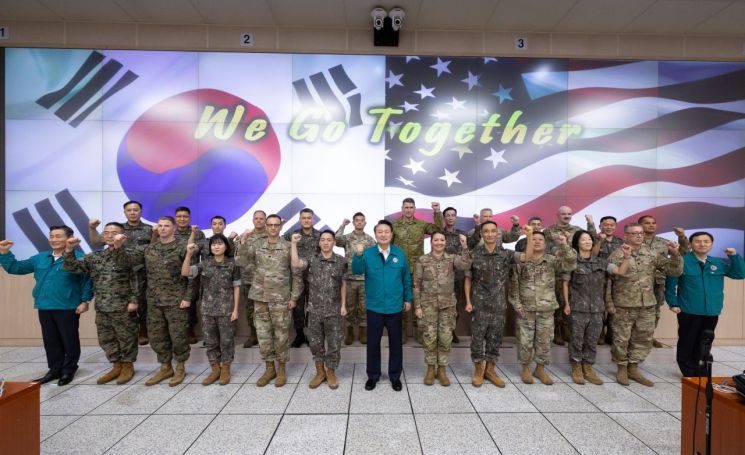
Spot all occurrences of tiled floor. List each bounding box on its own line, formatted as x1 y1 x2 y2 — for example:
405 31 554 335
2 339 744 455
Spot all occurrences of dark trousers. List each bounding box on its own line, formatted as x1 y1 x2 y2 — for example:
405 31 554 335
676 312 719 377
38 309 81 375
366 309 403 382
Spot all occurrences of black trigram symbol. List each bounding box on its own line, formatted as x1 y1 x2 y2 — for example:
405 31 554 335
35 50 138 128
276 197 331 235
13 189 94 253
293 64 363 128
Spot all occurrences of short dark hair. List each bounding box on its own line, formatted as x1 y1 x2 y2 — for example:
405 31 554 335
402 197 415 205
300 208 314 216
637 215 654 224
175 206 191 215
352 212 365 220
211 215 226 224
374 219 393 233
320 229 335 239
253 210 266 217
208 233 232 256
480 220 498 230
266 214 281 224
105 222 125 231
158 216 175 224
532 231 546 240
571 230 594 253
600 216 617 224
431 231 446 241
528 216 542 224
49 225 73 237
443 206 457 216
123 200 142 209
689 231 714 243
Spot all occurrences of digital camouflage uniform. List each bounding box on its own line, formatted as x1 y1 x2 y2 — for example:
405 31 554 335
283 228 321 330
238 237 302 363
129 240 193 364
63 247 138 363
334 228 376 328
297 252 347 369
607 244 682 365
443 226 468 335
121 221 153 324
466 223 520 249
238 230 267 329
176 227 205 335
392 213 443 335
598 236 624 260
510 246 577 365
466 245 519 364
563 256 617 364
414 250 471 366
189 257 241 363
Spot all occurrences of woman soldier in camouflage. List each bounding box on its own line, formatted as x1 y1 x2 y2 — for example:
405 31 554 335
182 234 241 385
562 230 630 385
413 232 471 386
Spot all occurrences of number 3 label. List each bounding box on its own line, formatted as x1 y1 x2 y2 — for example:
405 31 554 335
514 37 527 51
241 33 253 47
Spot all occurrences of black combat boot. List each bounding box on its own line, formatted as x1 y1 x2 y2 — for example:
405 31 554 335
291 328 307 348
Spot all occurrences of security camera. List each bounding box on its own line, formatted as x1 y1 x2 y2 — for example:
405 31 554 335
388 7 405 31
371 7 386 31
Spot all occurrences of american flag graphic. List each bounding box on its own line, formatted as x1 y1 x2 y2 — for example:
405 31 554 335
384 57 745 251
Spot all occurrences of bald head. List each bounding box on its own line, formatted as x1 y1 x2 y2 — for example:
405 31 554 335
557 206 573 225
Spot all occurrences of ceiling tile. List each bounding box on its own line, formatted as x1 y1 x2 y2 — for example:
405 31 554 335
38 0 132 22
554 0 655 33
114 0 205 24
623 0 731 33
191 0 276 25
418 0 499 30
487 0 577 31
267 0 346 27
692 2 745 34
0 0 61 21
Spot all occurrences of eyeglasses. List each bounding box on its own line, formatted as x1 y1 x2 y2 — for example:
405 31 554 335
266 223 281 228
627 232 644 236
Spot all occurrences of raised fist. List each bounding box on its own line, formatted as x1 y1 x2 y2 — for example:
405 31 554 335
113 234 127 249
472 214 480 224
186 243 197 253
621 244 632 257
431 202 440 211
291 233 302 244
555 234 567 245
724 247 737 256
459 234 468 248
0 240 14 253
191 225 200 233
89 219 101 229
342 218 350 226
510 215 519 225
673 227 685 237
523 224 533 235
585 214 593 223
599 232 608 241
66 237 81 251
667 241 680 254
356 244 364 256
228 231 238 239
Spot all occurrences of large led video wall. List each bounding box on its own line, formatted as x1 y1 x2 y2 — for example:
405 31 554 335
4 48 744 257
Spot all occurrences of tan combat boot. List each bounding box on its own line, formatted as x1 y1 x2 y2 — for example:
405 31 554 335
521 364 534 384
116 362 135 385
202 361 220 386
275 362 287 387
256 361 276 387
484 361 505 388
145 363 174 386
437 366 450 386
97 361 122 384
326 368 338 390
424 365 436 386
169 361 186 387
219 362 231 385
359 326 367 344
471 361 485 387
533 364 554 385
344 326 355 345
616 364 630 386
628 363 654 387
582 363 604 385
571 362 586 385
309 361 326 389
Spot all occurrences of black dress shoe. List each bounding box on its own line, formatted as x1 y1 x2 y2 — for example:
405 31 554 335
57 373 75 386
32 370 61 384
391 379 402 391
364 379 377 391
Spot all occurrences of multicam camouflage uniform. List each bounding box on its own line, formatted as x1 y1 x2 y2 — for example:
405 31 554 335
283 228 321 331
643 235 689 324
188 257 241 363
608 244 682 366
64 247 138 363
466 245 519 364
510 246 577 365
413 250 471 366
129 240 193 364
238 237 302 363
334 228 376 328
563 256 617 364
238 230 267 329
297 252 347 369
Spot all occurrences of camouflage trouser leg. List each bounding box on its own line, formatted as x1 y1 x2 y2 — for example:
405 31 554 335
454 276 466 332
469 309 505 364
147 305 191 364
242 284 254 327
422 306 456 366
135 271 148 324
255 301 291 363
344 280 366 327
96 311 139 363
568 312 603 364
292 276 308 330
611 306 655 365
653 279 666 327
517 310 554 365
307 312 344 369
203 314 236 363
188 275 200 333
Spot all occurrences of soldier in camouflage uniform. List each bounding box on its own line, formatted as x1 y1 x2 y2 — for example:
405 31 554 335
237 214 302 387
414 232 471 387
183 234 241 386
562 230 631 385
638 215 689 347
392 198 443 344
466 208 521 249
173 207 205 345
596 216 626 345
64 222 138 385
88 200 154 345
441 207 468 344
292 230 347 389
466 222 532 387
515 216 543 253
335 213 376 345
510 230 577 385
238 210 267 348
283 208 321 348
607 223 683 387
187 215 239 259
127 216 193 387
